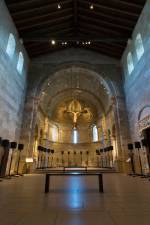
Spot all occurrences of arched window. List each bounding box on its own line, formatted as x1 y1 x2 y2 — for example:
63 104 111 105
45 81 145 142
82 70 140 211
93 125 98 142
6 33 16 58
52 125 58 142
73 128 78 144
135 33 144 60
127 52 134 75
17 52 24 74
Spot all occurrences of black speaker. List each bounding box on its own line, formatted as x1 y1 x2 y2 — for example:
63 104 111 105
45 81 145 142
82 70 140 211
128 143 133 150
37 146 42 151
18 144 24 150
100 149 103 153
47 149 50 153
51 150 54 154
80 151 82 155
86 151 89 155
96 150 99 154
68 151 70 154
2 139 10 148
10 142 17 149
61 151 64 154
74 151 76 154
105 147 108 152
0 137 2 145
135 142 141 149
141 139 148 147
109 146 113 150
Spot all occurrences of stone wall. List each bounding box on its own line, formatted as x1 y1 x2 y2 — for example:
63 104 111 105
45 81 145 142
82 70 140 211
121 0 150 141
21 49 131 172
0 0 29 174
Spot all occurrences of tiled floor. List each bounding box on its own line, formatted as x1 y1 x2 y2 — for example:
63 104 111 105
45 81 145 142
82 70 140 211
0 174 150 225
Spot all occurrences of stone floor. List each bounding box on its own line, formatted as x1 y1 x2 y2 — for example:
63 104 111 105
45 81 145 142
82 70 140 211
0 173 150 225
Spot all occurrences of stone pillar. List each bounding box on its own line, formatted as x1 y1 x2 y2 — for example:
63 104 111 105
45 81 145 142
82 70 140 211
113 96 131 173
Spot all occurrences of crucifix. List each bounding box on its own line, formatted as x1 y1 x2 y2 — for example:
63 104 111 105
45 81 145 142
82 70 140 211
66 109 87 128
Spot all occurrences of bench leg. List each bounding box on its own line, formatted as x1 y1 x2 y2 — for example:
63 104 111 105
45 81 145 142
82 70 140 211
45 174 50 193
99 174 104 193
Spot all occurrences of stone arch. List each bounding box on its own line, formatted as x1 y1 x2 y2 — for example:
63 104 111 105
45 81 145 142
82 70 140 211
138 105 150 121
21 60 130 172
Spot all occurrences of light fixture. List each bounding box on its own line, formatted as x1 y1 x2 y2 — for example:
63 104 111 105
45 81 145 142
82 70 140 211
51 40 56 45
57 3 61 9
90 4 94 10
88 41 91 45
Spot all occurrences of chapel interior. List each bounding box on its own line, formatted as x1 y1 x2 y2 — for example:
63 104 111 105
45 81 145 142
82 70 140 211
0 0 150 225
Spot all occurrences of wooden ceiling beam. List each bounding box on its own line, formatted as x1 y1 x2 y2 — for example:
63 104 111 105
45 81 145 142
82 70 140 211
115 0 146 7
24 29 73 46
78 27 128 43
8 0 72 16
79 22 129 38
18 15 73 31
78 33 125 48
88 0 143 12
80 0 139 18
79 15 132 32
21 21 73 37
29 45 121 58
78 8 136 27
14 8 73 25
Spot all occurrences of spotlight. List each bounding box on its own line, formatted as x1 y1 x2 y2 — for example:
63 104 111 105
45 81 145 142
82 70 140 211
51 40 56 45
90 4 94 10
57 3 61 9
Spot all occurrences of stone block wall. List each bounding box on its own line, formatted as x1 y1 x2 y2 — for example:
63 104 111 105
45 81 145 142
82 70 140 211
121 0 150 141
0 0 29 141
0 1 29 175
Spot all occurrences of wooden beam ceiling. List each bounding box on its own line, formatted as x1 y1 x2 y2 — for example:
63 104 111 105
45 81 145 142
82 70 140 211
5 0 146 58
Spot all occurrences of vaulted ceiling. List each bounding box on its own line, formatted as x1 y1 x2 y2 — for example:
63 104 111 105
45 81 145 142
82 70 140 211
5 0 146 58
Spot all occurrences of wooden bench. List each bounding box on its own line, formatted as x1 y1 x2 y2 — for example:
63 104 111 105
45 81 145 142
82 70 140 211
45 171 104 193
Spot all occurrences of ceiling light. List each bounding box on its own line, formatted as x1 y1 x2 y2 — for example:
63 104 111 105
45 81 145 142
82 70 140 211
51 40 56 45
88 41 91 45
57 3 61 9
90 4 94 10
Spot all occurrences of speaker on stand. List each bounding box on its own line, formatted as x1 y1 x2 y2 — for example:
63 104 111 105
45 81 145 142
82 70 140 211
0 139 10 178
141 139 150 168
37 146 42 169
51 150 54 167
68 151 70 167
16 144 24 176
8 142 17 177
80 151 82 167
107 147 111 168
134 142 143 176
96 150 100 167
74 151 76 167
109 146 114 168
43 148 47 169
100 149 103 168
141 139 150 178
0 137 3 181
61 151 64 167
47 149 50 168
128 143 136 176
86 151 89 167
